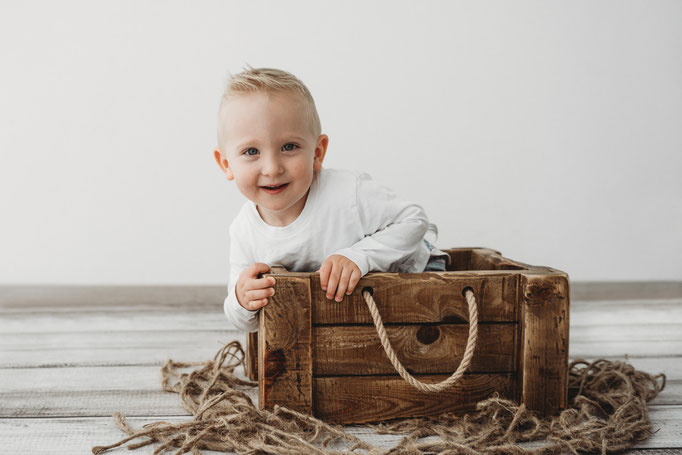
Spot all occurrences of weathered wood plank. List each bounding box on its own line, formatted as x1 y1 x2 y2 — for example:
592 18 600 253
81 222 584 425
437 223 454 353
0 330 245 368
1 320 678 368
570 299 682 326
0 285 225 309
7 298 676 335
312 272 519 324
0 310 227 333
0 416 236 455
517 272 570 415
570 323 682 358
570 282 682 301
571 323 682 343
0 409 680 454
313 324 516 375
314 374 515 423
2 284 678 311
0 365 258 418
1 328 677 370
259 275 312 414
570 340 682 358
1 325 678 369
1 361 677 419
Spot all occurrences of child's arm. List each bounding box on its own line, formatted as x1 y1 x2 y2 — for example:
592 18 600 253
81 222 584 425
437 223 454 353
328 172 429 290
224 226 275 332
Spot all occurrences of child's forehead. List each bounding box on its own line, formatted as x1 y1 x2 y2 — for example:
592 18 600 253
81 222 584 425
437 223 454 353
221 91 312 136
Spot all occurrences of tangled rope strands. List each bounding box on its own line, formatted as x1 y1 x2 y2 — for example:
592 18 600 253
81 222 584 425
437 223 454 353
93 343 666 455
92 341 378 455
369 359 667 455
362 287 478 393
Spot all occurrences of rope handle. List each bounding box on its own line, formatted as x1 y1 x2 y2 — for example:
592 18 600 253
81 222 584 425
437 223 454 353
362 287 479 393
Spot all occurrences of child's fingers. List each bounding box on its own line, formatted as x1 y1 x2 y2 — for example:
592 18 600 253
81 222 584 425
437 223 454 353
247 262 271 278
325 263 341 300
346 269 362 295
334 267 353 302
319 260 331 291
248 275 276 290
246 287 275 302
247 298 269 310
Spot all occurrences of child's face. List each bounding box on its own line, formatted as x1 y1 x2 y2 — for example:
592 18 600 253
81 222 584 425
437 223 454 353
214 91 328 226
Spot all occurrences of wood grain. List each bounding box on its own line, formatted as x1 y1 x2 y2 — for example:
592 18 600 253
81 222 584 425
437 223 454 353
0 330 242 368
312 323 516 375
1 406 679 454
259 249 574 421
517 271 570 415
0 285 224 309
245 331 258 381
312 272 519 324
1 364 677 419
314 374 515 423
258 275 313 414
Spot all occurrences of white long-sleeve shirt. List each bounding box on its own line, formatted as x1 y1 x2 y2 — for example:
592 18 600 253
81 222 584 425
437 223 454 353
223 167 439 332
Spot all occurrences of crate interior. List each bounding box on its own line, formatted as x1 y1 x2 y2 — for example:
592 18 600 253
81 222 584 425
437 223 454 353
445 248 527 272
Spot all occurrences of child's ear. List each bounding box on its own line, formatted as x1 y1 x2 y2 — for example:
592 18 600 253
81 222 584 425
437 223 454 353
213 148 234 180
313 134 329 172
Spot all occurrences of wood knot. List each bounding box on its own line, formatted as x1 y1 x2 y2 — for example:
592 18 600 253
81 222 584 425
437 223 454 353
525 281 566 306
416 325 440 345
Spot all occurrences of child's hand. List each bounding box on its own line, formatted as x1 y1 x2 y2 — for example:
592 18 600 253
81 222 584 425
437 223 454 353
236 263 276 311
318 254 362 302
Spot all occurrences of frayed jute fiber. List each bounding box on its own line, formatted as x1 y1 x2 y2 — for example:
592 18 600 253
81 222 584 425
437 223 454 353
92 341 666 455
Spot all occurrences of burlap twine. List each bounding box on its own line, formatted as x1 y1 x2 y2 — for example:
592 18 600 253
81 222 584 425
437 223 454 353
92 337 666 455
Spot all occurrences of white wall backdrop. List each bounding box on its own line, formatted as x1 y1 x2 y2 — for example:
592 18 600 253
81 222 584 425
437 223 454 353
1 0 680 284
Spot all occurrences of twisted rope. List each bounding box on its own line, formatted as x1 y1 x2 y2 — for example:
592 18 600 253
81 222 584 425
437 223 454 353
362 287 479 393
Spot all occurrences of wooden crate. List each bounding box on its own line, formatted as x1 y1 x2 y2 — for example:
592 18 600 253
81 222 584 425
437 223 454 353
244 247 570 424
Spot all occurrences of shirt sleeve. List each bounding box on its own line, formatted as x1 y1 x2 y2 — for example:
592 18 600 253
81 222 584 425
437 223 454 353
224 223 259 332
333 172 429 276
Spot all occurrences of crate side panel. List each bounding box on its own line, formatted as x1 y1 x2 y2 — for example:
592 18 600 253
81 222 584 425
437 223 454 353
258 276 312 414
313 273 518 324
313 324 516 375
314 374 514 424
518 272 570 416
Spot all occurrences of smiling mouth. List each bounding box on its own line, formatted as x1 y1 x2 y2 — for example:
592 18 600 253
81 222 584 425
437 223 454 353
261 183 288 190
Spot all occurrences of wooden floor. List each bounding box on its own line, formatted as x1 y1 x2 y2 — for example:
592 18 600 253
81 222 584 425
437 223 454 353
1 282 681 454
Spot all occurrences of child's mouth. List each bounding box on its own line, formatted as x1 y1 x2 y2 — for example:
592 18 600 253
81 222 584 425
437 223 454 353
261 183 289 194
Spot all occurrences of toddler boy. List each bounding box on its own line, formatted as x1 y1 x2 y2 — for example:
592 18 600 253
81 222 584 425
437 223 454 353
213 67 450 332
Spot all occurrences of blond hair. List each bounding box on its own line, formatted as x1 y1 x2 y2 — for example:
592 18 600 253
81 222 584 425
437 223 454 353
217 66 321 150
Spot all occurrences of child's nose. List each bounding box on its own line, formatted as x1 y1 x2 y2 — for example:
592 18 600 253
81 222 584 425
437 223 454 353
262 153 284 175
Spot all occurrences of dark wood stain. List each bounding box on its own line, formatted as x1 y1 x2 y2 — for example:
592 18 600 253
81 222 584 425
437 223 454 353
263 348 285 386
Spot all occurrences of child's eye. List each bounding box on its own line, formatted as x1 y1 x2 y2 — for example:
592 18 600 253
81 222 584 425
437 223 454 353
244 148 259 156
282 143 298 151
